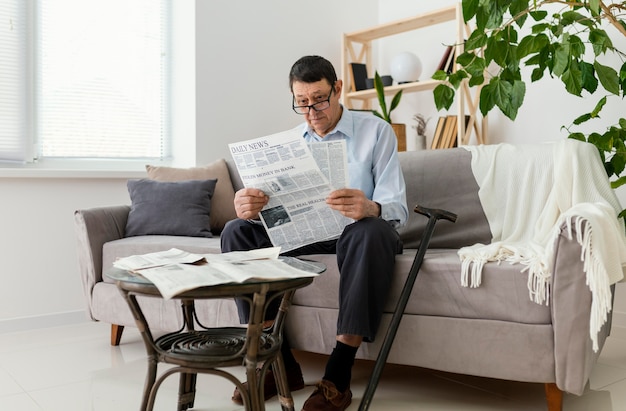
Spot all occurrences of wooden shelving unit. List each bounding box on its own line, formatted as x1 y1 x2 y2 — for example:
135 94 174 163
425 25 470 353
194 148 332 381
341 3 487 146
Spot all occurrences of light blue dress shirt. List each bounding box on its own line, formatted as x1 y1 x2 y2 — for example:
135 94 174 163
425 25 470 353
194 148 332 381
300 107 409 227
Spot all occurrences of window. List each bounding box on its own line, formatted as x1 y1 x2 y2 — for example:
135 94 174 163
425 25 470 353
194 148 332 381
0 0 170 163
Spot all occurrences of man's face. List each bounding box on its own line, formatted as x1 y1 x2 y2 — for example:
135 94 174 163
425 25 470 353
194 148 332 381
292 79 343 137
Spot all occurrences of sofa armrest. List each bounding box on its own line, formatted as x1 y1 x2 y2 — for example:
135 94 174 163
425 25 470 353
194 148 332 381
74 205 130 319
551 219 612 395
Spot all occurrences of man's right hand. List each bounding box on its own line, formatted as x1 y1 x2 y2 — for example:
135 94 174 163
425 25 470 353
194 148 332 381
234 188 269 220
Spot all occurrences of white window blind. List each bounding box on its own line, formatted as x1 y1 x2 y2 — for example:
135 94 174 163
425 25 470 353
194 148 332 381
0 0 170 163
0 2 33 162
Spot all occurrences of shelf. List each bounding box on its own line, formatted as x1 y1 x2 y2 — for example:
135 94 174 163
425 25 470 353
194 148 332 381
345 79 444 101
345 6 457 43
340 2 487 146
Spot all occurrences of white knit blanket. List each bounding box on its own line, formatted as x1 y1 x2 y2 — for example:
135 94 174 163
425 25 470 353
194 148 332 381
459 139 626 351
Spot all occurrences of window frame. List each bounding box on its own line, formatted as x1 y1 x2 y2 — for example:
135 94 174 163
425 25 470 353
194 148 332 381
0 0 175 174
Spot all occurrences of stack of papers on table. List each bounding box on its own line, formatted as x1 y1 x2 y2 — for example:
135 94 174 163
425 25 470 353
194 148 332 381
113 247 320 299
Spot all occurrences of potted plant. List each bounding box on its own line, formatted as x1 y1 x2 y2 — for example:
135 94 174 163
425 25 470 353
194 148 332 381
372 71 406 151
432 0 626 215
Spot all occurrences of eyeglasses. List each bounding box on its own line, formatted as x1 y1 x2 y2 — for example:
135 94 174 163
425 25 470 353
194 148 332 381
292 87 334 114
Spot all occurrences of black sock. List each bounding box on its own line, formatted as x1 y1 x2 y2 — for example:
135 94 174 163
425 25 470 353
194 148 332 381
280 333 299 371
322 341 358 392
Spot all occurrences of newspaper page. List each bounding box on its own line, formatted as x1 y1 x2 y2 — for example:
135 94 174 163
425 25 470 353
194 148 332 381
228 130 352 252
113 248 322 299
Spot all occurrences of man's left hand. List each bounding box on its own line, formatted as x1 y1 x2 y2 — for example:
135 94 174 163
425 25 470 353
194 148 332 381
326 188 380 220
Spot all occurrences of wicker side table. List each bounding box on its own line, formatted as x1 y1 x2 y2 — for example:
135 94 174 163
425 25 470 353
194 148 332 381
107 258 323 411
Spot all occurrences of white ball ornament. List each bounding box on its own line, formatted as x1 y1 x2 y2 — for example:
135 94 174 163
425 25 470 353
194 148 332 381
389 52 422 83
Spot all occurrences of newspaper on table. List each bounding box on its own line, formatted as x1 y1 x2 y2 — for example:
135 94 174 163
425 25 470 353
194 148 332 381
228 129 352 252
113 248 321 300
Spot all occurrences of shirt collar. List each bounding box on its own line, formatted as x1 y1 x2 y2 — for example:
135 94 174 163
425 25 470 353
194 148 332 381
302 105 354 141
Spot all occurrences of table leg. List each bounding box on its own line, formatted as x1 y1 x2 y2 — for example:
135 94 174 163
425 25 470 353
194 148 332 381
177 372 197 411
272 353 295 411
142 357 158 411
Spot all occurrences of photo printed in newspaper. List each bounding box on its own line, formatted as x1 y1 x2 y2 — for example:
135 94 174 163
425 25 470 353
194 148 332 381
229 129 352 252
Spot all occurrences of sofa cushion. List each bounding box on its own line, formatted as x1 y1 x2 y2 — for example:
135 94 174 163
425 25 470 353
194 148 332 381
146 159 237 234
291 250 551 325
125 179 217 238
397 148 492 249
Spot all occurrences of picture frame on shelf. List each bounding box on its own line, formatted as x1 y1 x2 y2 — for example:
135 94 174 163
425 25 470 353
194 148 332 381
350 63 369 91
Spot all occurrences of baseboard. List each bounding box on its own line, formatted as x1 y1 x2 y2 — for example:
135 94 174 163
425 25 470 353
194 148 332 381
0 310 89 334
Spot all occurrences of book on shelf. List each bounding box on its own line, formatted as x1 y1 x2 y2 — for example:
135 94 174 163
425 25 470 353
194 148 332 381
431 115 472 149
441 115 458 149
436 45 453 72
430 116 447 149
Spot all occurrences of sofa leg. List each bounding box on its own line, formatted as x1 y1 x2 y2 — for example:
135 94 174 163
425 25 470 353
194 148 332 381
544 383 563 411
111 324 124 346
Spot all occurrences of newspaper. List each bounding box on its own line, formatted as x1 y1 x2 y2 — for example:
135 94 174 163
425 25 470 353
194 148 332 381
113 248 322 299
229 129 352 252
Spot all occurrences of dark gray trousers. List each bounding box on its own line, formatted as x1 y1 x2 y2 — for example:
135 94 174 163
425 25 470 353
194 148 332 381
220 217 403 342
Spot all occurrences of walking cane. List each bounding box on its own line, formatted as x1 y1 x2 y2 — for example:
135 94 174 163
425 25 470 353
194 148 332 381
358 205 457 411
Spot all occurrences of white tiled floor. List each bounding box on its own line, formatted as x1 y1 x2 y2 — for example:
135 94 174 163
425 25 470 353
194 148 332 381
1 321 626 410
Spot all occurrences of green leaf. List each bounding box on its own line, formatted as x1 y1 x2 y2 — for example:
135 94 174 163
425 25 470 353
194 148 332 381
517 33 549 59
374 72 388 121
531 67 544 82
589 131 613 151
589 0 601 15
613 151 626 177
456 51 476 67
508 80 526 119
612 177 626 190
562 62 583 96
462 0 480 22
619 61 626 94
561 11 590 27
448 71 469 89
485 38 510 67
389 89 403 112
591 96 607 117
490 77 516 118
568 35 585 58
531 22 550 34
580 61 598 94
568 132 587 142
432 70 448 81
529 10 548 21
573 113 592 125
479 82 497 115
509 0 530 27
589 29 613 56
465 30 488 50
594 61 620 95
464 55 486 77
552 43 570 76
433 84 455 111
469 73 485 87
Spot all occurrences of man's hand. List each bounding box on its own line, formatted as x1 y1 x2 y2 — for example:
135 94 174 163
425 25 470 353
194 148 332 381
326 188 380 220
234 188 269 220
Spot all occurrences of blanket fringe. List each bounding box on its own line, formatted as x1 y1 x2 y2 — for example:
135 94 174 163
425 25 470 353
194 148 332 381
568 216 612 352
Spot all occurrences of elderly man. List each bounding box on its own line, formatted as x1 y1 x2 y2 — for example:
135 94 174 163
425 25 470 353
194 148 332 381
221 55 407 411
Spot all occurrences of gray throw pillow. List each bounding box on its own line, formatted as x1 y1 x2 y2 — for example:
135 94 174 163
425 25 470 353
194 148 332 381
125 179 217 238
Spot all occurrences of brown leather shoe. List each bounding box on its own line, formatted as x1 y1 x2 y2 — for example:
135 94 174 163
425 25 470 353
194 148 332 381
232 363 305 405
301 380 352 411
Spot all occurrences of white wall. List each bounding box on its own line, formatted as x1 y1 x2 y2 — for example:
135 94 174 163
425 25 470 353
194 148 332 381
1 0 625 331
195 0 378 164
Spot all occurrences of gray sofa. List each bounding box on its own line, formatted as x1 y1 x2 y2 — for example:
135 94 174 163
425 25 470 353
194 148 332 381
75 147 614 411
